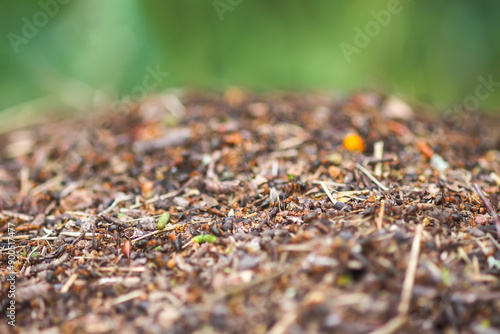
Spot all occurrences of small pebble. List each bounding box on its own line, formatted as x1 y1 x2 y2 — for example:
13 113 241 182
173 197 190 208
334 202 347 211
139 217 157 231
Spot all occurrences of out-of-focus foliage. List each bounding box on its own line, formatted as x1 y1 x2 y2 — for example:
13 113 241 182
1 0 499 115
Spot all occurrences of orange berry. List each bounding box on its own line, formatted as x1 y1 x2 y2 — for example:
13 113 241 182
343 133 365 152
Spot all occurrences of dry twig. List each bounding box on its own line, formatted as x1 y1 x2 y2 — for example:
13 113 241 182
371 224 423 334
356 163 389 191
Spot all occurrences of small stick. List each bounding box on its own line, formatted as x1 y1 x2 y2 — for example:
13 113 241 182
50 231 115 240
182 239 194 249
71 231 86 246
60 231 93 238
334 189 371 197
99 194 134 216
101 213 127 228
0 235 30 241
398 224 423 314
30 174 63 195
371 224 423 334
271 159 279 177
111 290 145 306
258 207 278 230
1 210 33 220
157 175 198 201
320 181 337 205
490 172 500 186
311 180 348 187
64 211 93 217
60 273 79 294
374 141 384 178
131 225 177 243
31 237 58 241
370 317 406 334
366 156 397 165
473 183 500 239
20 167 30 197
487 233 500 251
377 200 385 230
356 164 389 191
208 207 226 217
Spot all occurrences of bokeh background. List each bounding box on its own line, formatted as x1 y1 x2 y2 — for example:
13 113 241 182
1 0 500 120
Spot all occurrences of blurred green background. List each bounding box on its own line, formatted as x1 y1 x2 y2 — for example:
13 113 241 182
1 0 500 118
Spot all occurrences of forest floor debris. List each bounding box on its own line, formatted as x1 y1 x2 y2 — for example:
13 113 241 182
1 91 500 333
